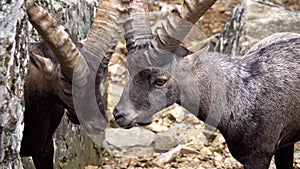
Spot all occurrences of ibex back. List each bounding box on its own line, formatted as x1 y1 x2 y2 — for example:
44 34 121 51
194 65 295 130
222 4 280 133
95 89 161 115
113 32 300 169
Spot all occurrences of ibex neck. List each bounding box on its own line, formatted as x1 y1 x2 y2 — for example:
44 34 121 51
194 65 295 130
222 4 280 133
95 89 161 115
181 53 243 131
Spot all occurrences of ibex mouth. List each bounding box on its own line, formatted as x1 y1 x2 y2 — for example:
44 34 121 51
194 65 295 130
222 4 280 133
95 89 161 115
116 120 151 129
113 109 136 129
116 120 136 129
113 108 152 128
137 122 152 126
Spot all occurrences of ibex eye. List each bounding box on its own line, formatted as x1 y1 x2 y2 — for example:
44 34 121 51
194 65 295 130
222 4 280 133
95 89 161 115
154 78 167 87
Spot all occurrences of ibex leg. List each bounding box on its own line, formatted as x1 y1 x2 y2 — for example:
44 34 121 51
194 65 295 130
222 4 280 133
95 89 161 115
32 136 54 169
275 144 294 169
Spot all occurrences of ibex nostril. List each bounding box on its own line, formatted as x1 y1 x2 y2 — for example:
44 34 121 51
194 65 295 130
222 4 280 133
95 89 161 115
114 114 124 121
113 109 125 121
112 108 118 116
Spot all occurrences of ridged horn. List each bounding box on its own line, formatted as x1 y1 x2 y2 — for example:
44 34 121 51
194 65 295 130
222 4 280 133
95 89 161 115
124 0 153 52
156 0 217 51
26 0 89 88
72 0 123 134
81 0 121 70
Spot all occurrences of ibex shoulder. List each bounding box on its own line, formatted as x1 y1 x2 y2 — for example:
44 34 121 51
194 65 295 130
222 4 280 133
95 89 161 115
245 32 300 56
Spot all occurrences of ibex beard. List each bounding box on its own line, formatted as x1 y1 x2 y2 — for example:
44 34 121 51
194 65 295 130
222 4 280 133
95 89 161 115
113 32 300 168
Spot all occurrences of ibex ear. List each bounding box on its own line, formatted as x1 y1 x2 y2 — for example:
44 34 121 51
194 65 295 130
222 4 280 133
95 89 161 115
172 45 192 58
29 51 55 76
199 43 213 53
182 43 211 65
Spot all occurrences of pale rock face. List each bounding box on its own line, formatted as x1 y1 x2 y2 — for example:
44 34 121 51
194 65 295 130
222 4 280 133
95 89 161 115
104 127 156 149
241 0 300 53
154 132 177 152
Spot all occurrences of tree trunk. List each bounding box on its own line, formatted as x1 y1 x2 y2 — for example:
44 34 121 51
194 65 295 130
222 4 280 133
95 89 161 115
1 0 105 168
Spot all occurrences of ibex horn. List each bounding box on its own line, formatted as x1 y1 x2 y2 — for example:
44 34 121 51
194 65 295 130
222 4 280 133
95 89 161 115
26 0 89 88
156 0 217 51
71 0 123 134
124 0 173 67
124 0 153 52
81 0 121 71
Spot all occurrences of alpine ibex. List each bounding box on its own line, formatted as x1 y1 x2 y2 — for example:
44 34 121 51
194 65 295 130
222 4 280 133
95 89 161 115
21 0 121 168
113 0 300 169
21 0 191 168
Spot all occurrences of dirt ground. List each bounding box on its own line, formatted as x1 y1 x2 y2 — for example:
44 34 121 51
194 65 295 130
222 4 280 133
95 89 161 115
86 0 300 168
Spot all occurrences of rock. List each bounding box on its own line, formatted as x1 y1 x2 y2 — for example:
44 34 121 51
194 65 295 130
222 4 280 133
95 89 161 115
168 123 190 142
241 0 300 53
211 134 226 147
107 83 125 121
121 146 154 158
85 165 99 169
194 158 201 163
295 158 300 164
168 123 206 145
294 150 300 159
118 159 129 169
169 106 186 123
199 147 213 157
179 146 200 155
101 165 113 169
153 145 199 166
54 117 102 169
108 64 129 85
0 0 27 168
104 127 156 149
214 152 223 162
269 161 276 169
224 156 239 164
214 152 223 166
202 125 218 141
154 132 177 152
145 122 169 132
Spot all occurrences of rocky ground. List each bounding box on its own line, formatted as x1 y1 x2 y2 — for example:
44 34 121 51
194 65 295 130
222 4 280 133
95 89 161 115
86 0 300 168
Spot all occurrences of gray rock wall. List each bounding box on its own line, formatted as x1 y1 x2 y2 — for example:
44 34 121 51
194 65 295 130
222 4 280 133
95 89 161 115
1 0 103 168
241 0 300 53
0 0 27 168
216 0 300 56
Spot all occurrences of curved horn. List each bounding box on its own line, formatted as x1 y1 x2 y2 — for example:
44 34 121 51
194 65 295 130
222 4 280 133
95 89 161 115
156 0 217 51
81 0 121 70
26 0 89 88
124 0 153 52
72 0 123 134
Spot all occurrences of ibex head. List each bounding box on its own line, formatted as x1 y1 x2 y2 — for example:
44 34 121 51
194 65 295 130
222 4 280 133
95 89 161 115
25 0 123 133
113 0 216 128
22 0 122 167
